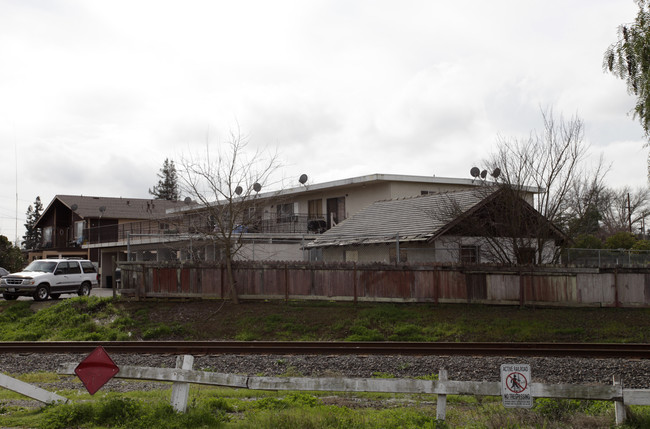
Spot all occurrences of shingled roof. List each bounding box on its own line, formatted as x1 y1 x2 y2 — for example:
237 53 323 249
306 189 488 248
36 195 184 226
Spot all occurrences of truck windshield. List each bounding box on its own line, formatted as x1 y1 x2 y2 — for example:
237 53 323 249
24 261 58 273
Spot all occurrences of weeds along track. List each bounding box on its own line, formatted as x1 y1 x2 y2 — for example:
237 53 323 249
1 341 650 359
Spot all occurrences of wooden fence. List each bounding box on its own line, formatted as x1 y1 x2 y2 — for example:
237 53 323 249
116 261 650 307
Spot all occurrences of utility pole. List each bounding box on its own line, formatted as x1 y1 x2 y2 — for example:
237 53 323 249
628 193 633 233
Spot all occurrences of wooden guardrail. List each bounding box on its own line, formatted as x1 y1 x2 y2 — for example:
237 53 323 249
57 355 650 425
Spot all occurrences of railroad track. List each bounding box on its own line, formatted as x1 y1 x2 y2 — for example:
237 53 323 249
1 341 650 359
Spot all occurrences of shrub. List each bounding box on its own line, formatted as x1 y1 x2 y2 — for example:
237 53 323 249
572 234 603 249
604 232 637 249
41 402 94 429
632 239 650 251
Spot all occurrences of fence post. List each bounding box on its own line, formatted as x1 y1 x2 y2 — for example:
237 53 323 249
353 263 358 304
613 374 626 425
436 368 447 421
396 233 400 263
136 264 143 301
170 355 194 413
284 264 289 302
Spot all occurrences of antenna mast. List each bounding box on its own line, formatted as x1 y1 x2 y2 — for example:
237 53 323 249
14 130 18 247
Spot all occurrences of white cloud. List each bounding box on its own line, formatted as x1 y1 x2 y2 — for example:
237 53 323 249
0 0 647 243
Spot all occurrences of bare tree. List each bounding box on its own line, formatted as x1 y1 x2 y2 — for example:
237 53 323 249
599 186 650 237
487 109 604 263
179 130 280 303
563 156 610 239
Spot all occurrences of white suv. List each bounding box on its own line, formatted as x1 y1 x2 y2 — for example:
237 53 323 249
0 258 99 301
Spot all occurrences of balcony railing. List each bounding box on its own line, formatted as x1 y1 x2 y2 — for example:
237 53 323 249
80 213 329 245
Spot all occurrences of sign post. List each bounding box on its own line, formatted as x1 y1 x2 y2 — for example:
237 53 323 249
500 363 533 408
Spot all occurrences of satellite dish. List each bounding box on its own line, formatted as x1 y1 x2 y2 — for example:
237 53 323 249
470 167 480 178
491 168 501 179
70 204 78 211
480 170 487 179
235 186 243 195
184 197 192 205
99 206 106 213
253 182 262 193
299 174 308 185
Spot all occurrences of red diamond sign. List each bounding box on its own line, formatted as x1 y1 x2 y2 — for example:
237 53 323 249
75 346 120 395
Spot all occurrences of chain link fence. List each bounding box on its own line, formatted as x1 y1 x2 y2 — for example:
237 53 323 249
563 248 650 267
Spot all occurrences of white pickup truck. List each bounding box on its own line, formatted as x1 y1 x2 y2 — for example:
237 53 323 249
0 258 99 301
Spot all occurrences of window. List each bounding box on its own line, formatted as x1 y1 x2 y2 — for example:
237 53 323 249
243 207 261 231
74 221 84 239
276 203 294 223
43 226 53 248
55 262 69 274
81 261 97 273
345 250 358 262
308 199 323 219
67 261 81 274
73 221 84 245
460 245 479 264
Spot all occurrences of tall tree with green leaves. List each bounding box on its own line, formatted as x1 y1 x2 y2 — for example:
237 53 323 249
22 196 43 250
149 158 180 200
0 235 25 271
604 0 650 175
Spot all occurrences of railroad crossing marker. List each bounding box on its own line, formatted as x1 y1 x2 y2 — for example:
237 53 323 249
75 346 119 395
500 364 533 408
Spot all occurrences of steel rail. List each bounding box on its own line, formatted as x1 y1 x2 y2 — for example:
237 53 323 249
1 341 650 359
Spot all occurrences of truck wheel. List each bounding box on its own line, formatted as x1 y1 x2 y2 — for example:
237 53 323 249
33 285 49 301
2 293 18 300
78 282 91 297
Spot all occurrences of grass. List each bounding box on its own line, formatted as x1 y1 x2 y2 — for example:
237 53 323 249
0 296 185 341
2 382 646 428
4 298 650 343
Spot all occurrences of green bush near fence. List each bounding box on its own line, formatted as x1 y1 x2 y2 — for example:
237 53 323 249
3 384 646 428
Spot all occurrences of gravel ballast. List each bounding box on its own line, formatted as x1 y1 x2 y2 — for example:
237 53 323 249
2 353 650 390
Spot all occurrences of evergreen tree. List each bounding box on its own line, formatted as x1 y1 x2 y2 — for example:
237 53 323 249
0 234 25 271
149 158 180 200
22 196 43 250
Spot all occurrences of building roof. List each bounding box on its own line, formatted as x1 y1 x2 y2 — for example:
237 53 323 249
36 195 185 226
306 188 488 248
167 173 491 214
306 187 565 248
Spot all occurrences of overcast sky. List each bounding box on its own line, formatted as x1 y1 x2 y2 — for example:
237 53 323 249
0 0 647 244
